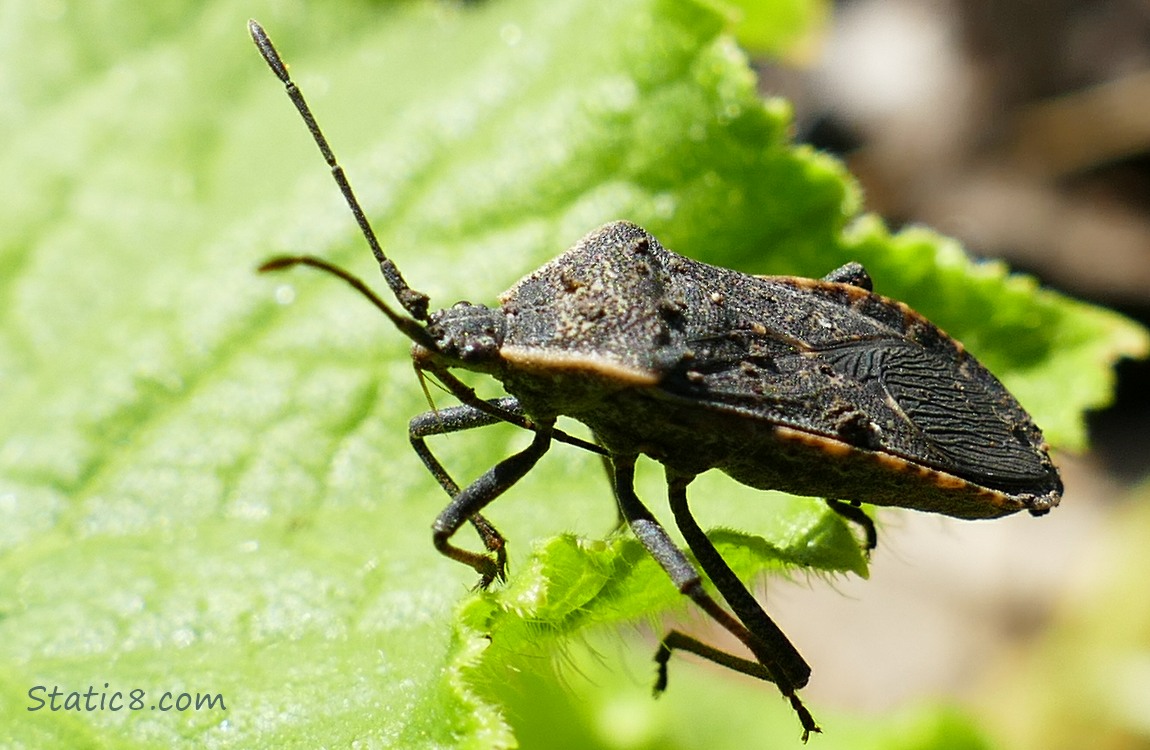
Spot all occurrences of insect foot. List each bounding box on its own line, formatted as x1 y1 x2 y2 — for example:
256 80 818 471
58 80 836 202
249 19 1061 741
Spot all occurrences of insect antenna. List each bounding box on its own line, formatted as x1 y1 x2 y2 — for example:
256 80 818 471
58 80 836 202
248 19 431 324
249 20 609 459
258 255 436 349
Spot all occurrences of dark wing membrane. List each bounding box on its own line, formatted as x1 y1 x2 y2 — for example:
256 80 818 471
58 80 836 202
816 340 1052 485
647 265 1055 492
656 329 1051 490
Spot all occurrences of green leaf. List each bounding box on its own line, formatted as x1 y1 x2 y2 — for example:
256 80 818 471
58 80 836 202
712 0 832 58
1 0 1144 748
496 628 997 750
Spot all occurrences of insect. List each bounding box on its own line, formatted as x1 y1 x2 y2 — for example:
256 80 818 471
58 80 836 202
248 20 1062 741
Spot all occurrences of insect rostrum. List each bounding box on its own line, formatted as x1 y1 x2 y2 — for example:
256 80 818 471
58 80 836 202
249 20 1061 742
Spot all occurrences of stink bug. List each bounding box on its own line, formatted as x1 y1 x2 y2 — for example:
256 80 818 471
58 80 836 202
249 20 1062 741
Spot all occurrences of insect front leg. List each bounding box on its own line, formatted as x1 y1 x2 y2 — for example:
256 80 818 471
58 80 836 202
418 360 607 455
411 396 614 576
410 397 525 574
664 472 820 741
427 419 553 588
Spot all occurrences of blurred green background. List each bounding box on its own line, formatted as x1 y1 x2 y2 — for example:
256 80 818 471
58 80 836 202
2 0 1148 748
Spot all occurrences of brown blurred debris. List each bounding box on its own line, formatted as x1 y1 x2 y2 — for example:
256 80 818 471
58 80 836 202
790 0 1150 305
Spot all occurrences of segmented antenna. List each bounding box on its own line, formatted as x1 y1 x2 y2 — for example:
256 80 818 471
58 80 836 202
248 19 430 322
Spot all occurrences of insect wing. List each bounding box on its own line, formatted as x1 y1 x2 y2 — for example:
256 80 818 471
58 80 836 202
813 337 1052 487
655 273 1060 497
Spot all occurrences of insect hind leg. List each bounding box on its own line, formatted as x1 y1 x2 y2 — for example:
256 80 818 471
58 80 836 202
825 498 878 552
664 472 820 741
821 261 872 290
651 633 816 739
611 457 819 741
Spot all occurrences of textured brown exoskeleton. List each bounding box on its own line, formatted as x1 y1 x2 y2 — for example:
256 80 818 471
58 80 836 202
249 21 1061 740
